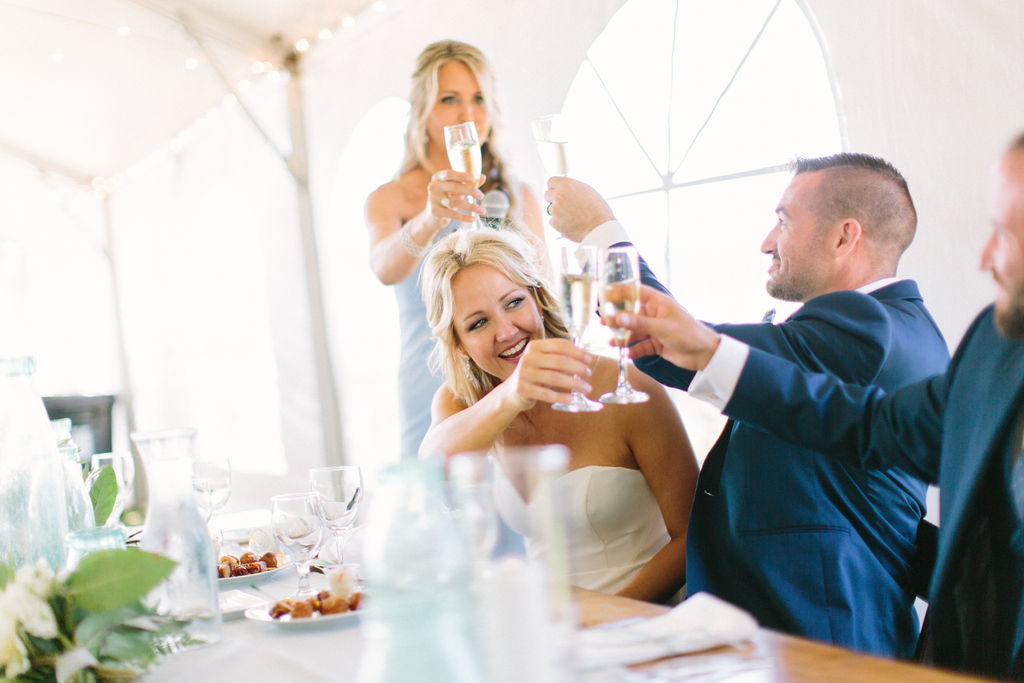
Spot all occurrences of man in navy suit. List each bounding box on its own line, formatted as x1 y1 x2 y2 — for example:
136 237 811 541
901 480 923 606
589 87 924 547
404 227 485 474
606 134 1024 679
545 154 950 657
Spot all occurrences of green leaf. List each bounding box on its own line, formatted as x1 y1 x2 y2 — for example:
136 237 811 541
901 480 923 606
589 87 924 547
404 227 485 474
66 549 175 612
74 602 145 649
0 561 12 589
89 465 118 526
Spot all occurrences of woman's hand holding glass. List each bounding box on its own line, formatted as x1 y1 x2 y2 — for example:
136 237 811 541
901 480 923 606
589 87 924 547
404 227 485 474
428 169 484 225
271 492 325 599
498 338 594 414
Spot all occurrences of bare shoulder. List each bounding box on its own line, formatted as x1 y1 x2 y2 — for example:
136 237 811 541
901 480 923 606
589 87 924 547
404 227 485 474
431 382 467 420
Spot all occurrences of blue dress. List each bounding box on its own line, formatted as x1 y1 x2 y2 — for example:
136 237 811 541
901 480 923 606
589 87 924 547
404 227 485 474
393 183 526 460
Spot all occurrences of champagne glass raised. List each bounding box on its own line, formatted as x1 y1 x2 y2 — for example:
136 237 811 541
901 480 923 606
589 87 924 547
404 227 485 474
532 113 569 178
444 121 483 229
599 245 649 404
554 244 603 412
271 492 325 599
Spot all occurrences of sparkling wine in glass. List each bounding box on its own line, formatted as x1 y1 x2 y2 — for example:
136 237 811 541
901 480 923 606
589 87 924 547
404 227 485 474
554 244 603 412
532 114 569 178
309 465 362 568
599 246 649 404
444 122 483 229
271 492 326 599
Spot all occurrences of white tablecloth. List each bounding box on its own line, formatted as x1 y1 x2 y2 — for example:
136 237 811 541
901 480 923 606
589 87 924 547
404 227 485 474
148 571 366 681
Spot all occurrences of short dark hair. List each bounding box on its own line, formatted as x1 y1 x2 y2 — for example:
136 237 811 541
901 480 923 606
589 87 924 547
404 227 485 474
792 153 917 259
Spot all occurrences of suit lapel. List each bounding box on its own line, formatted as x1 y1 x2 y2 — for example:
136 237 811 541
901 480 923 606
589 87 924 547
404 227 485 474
933 336 1024 591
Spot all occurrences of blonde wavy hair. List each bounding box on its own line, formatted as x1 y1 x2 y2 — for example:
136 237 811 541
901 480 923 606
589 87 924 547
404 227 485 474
400 40 514 205
421 229 569 407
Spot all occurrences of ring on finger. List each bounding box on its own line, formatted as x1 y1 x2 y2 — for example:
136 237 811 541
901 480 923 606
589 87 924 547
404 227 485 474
546 203 552 216
440 197 451 209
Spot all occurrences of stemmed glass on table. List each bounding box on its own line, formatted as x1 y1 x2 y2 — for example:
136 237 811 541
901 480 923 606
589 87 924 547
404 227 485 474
446 452 499 567
599 245 649 404
271 492 325 599
309 465 362 568
554 244 603 412
443 122 484 230
190 454 231 547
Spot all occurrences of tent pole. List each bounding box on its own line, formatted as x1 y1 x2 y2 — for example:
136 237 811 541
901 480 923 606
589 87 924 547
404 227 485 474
178 14 345 466
283 53 346 465
101 193 145 507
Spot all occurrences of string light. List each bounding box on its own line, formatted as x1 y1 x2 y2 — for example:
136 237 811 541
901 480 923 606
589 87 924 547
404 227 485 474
97 0 403 191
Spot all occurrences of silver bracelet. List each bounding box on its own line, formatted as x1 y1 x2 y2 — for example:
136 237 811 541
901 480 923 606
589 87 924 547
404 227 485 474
399 221 427 257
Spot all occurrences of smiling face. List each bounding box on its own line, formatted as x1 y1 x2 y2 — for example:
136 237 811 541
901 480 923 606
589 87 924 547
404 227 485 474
761 171 835 302
981 148 1024 338
451 264 544 381
426 60 490 162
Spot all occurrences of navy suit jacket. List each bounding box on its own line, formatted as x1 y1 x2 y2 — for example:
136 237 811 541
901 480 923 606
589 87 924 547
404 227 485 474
727 306 1024 678
631 250 950 657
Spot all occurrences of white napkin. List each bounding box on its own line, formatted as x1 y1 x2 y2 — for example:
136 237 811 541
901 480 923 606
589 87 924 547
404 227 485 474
576 592 758 671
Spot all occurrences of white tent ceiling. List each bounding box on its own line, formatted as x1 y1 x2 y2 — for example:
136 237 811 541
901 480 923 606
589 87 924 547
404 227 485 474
0 0 376 180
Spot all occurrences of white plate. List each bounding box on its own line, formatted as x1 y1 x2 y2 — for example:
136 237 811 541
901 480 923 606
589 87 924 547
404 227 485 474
217 557 290 587
243 604 361 628
218 590 266 620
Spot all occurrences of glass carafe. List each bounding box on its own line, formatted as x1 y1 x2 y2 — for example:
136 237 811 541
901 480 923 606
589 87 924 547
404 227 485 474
0 357 69 569
131 428 221 650
356 460 484 683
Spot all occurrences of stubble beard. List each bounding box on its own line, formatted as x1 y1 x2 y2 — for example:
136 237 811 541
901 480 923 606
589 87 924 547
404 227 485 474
995 298 1024 339
766 273 807 303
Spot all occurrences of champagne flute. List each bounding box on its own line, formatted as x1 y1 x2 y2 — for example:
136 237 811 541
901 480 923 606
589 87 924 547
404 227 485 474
443 122 483 229
531 114 569 177
554 244 603 412
271 492 326 599
309 465 362 568
599 246 650 404
191 454 232 548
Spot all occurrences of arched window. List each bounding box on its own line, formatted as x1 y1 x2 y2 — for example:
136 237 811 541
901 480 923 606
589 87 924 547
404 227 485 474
562 0 843 453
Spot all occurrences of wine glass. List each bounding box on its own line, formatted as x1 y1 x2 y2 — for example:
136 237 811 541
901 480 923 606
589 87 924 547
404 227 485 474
85 451 134 528
554 244 603 412
531 114 569 178
446 452 499 566
191 454 232 547
309 465 362 568
443 122 484 229
271 492 326 599
599 245 650 404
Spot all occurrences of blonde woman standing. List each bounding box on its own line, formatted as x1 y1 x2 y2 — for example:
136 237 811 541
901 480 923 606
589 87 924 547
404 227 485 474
365 40 545 460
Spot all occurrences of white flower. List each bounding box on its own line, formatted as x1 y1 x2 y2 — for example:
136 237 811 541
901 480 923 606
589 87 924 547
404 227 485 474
0 610 29 678
14 560 55 600
1 582 58 640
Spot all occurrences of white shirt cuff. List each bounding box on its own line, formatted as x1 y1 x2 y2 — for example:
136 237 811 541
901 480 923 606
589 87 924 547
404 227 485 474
581 220 630 250
687 335 750 411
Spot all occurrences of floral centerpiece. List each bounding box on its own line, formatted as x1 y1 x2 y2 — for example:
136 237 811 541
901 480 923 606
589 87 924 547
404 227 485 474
1 549 182 682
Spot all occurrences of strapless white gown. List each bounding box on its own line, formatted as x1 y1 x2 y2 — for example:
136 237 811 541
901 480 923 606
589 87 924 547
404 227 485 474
493 464 675 599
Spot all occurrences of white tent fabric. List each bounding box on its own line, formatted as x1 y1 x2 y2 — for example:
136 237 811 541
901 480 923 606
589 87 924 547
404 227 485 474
2 0 1024 509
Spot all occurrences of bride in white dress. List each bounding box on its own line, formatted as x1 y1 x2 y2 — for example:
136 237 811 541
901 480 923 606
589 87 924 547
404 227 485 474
419 229 698 604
